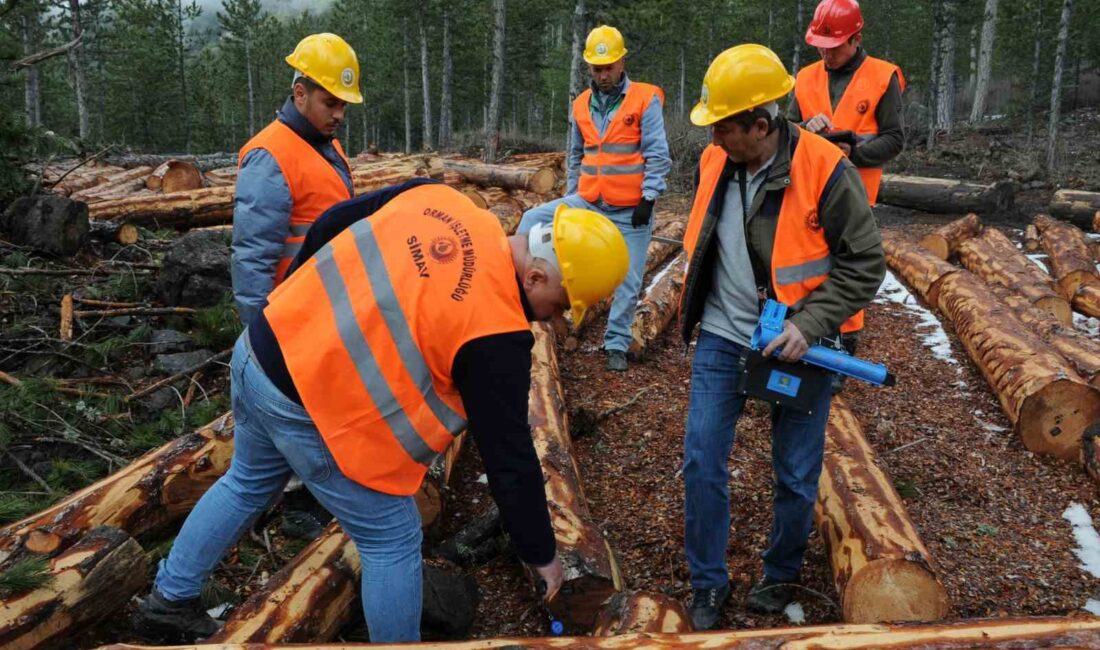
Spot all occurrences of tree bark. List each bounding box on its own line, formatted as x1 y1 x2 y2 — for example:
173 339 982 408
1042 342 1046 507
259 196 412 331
792 0 804 73
147 160 204 193
592 591 692 636
484 0 506 162
529 323 622 632
935 270 1100 460
0 527 148 650
968 0 998 124
935 0 958 133
21 13 41 128
439 2 453 149
566 0 586 157
88 186 236 229
66 0 89 141
628 251 685 358
403 19 412 154
2 195 88 257
69 166 154 203
1050 189 1100 229
443 160 556 193
419 11 434 151
816 397 950 623
1026 2 1044 146
90 616 1100 650
0 413 234 573
1047 0 1073 169
102 153 238 171
87 220 139 246
882 234 960 307
927 0 943 149
878 175 1015 214
1034 213 1100 302
956 227 1071 324
245 38 255 136
175 0 191 152
917 213 982 259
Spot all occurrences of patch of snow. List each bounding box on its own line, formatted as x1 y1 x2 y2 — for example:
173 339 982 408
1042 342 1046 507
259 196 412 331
1086 599 1100 616
207 603 231 619
875 271 960 366
1026 254 1049 273
784 601 805 624
1075 313 1100 337
1064 503 1100 578
476 473 488 485
643 256 684 294
977 419 1008 433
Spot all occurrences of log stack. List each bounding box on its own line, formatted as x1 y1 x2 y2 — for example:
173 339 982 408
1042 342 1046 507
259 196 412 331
1034 213 1100 318
879 174 1016 214
917 213 982 260
1050 188 1100 229
815 397 950 623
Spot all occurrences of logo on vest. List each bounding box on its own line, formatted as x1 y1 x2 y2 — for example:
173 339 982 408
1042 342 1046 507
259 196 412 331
623 113 637 126
406 235 431 278
856 99 870 114
429 236 459 264
341 68 355 87
596 42 608 56
805 209 821 232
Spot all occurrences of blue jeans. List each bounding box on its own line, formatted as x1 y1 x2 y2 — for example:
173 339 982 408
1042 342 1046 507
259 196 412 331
154 333 424 642
683 331 831 588
517 194 652 353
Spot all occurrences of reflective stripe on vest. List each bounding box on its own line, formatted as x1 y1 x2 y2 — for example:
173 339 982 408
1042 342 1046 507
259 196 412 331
573 82 664 207
681 130 864 334
238 120 352 285
794 57 904 206
264 184 531 495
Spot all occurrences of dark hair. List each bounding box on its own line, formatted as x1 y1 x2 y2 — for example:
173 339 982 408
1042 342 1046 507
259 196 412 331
292 74 322 94
719 106 777 135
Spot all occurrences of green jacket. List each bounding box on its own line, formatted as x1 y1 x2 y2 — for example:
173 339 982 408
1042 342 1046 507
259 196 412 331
680 121 886 344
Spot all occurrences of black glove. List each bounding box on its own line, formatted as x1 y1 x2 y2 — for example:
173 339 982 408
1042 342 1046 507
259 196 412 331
631 199 655 228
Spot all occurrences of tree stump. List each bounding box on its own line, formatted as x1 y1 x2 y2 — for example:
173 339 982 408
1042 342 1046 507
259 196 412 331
1 195 88 256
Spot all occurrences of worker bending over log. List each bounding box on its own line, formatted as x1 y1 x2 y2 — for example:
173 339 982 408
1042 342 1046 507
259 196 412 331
131 180 630 643
680 45 884 628
789 0 905 207
517 25 671 372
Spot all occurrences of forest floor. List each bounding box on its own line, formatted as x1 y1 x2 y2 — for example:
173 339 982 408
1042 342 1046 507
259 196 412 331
5 110 1100 646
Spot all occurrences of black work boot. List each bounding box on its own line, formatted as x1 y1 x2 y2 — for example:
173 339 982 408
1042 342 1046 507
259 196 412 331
689 582 730 631
132 588 222 643
746 576 797 614
607 349 628 372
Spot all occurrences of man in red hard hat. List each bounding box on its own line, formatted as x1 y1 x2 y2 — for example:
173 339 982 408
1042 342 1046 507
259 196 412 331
789 0 905 207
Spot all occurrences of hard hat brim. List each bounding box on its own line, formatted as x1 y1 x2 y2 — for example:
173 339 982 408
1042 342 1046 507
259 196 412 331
689 76 795 127
804 30 851 49
690 101 722 127
583 51 626 66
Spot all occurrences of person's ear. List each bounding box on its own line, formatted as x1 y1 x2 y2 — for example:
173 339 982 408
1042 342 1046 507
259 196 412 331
524 265 548 291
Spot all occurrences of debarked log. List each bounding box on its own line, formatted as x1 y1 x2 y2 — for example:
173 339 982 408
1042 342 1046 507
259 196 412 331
0 413 234 572
628 251 685 358
1050 189 1100 229
529 323 622 632
879 174 1016 214
935 271 1100 460
956 227 1071 325
882 234 960 306
917 213 982 260
815 397 950 623
1034 214 1100 300
146 160 204 193
592 591 692 636
0 526 148 650
93 615 1100 650
88 186 236 229
444 160 557 194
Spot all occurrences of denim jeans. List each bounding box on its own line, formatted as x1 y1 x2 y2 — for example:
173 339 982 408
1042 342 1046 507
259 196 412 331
154 333 424 642
683 330 831 588
517 194 652 353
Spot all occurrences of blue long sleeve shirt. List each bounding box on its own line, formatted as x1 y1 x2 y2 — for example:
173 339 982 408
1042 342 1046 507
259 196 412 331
231 97 353 325
566 75 672 206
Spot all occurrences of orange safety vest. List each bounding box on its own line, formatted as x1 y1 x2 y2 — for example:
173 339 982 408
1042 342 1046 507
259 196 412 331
681 129 863 334
264 184 531 495
573 82 664 207
239 120 352 285
793 57 905 205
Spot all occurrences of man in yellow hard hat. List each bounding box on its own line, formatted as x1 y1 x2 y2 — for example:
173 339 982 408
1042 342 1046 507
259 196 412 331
133 180 630 643
679 45 884 627
232 33 363 327
518 25 671 372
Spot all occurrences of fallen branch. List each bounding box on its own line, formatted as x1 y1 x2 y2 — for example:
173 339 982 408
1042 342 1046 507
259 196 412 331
125 348 231 402
0 267 152 277
10 35 83 70
74 307 196 318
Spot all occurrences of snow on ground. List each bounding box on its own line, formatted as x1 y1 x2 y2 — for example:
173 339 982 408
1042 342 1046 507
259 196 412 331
643 256 684 294
1075 312 1100 337
875 271 960 367
784 601 805 624
1027 254 1050 273
1064 502 1100 613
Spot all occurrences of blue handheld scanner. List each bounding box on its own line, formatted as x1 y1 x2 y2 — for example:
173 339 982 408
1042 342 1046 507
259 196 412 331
751 300 895 387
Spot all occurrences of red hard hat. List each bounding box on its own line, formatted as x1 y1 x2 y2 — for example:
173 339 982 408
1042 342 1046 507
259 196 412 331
805 0 864 49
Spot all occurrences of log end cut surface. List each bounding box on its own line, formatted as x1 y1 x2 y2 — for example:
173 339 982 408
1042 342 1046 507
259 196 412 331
844 557 951 623
593 591 693 636
917 234 950 260
1018 379 1100 461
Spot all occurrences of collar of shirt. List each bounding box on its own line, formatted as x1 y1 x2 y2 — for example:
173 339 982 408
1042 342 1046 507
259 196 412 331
277 96 330 146
590 74 630 112
830 47 867 77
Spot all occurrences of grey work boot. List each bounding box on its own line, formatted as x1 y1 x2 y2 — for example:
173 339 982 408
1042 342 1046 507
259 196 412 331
746 576 797 614
689 582 730 631
132 587 222 643
606 349 628 372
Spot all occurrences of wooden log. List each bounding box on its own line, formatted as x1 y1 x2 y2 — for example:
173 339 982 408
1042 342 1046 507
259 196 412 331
203 166 238 188
88 186 235 229
529 323 622 632
1034 213 1100 300
104 152 238 171
1075 285 1100 320
507 151 567 172
816 396 950 623
1025 224 1041 252
881 234 960 306
878 174 1016 214
481 187 523 234
70 166 154 203
89 616 1100 650
145 160 204 193
444 160 557 194
935 270 1100 460
88 220 139 246
628 251 685 358
0 526 148 650
53 165 126 195
917 213 981 260
414 433 466 529
1050 189 1100 229
59 294 73 341
989 285 1100 386
206 520 359 644
350 154 443 180
0 413 234 572
1 195 89 257
592 591 692 636
432 504 503 566
956 227 1071 325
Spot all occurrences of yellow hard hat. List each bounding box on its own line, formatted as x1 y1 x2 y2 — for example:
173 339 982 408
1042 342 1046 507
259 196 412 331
583 25 627 65
552 204 629 324
690 44 794 126
285 33 363 104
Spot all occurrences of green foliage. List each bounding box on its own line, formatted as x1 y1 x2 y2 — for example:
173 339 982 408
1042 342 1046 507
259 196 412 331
0 493 52 524
85 272 153 303
46 457 106 491
0 557 51 598
893 477 920 499
976 523 999 537
192 299 242 350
